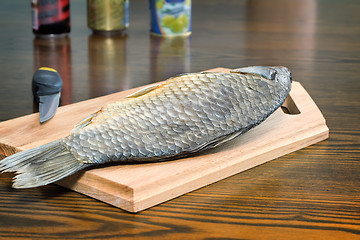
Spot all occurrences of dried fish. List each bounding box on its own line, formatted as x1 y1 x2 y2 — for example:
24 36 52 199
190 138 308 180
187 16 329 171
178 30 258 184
0 66 292 188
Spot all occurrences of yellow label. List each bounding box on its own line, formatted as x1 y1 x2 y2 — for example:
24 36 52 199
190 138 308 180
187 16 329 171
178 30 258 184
39 67 57 72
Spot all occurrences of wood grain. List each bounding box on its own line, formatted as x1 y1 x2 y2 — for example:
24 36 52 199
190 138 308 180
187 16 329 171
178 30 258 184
1 0 360 239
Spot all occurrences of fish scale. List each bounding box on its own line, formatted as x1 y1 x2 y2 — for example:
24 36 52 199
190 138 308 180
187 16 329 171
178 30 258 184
0 66 292 188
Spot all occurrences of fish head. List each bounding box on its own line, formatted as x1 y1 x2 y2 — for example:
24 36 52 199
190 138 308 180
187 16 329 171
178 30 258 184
270 66 292 90
231 66 292 91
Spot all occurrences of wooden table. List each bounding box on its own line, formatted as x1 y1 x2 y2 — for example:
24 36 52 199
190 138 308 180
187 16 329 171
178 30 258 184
0 0 359 239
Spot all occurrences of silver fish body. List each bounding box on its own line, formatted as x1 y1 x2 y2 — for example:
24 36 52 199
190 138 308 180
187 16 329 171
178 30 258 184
0 66 292 188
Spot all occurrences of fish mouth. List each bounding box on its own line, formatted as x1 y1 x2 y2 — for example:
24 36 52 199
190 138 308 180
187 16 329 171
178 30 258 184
273 66 292 83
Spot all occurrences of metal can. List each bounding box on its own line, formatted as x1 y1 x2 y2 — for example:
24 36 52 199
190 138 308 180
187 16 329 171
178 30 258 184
87 0 129 33
31 0 71 37
149 0 192 37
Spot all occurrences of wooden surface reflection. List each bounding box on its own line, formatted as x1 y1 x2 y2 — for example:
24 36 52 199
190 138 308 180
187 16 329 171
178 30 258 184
88 33 130 96
150 35 191 82
0 0 360 239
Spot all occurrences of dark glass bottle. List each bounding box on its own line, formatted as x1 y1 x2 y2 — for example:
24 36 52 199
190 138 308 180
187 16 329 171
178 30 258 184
31 0 70 37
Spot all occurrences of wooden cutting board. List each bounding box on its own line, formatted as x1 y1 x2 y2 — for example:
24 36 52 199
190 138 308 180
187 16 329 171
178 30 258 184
0 68 329 212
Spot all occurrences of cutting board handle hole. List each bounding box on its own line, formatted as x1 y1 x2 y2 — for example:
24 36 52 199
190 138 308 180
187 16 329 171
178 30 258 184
281 95 301 115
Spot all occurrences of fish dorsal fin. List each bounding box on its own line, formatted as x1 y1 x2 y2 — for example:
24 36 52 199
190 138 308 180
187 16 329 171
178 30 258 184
231 66 276 80
125 83 162 98
71 110 101 133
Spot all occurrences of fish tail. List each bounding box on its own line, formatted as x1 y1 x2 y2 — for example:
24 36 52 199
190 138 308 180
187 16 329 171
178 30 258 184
0 140 86 189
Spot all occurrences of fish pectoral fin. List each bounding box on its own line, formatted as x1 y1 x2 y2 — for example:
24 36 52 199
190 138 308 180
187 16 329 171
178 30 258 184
209 130 245 149
204 126 253 150
231 66 277 80
125 83 162 98
210 132 242 149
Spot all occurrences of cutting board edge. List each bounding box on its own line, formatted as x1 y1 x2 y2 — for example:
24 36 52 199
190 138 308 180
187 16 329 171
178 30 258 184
57 169 136 203
58 179 137 212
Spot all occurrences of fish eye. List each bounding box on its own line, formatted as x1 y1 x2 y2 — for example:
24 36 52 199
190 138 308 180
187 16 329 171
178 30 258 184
270 71 276 80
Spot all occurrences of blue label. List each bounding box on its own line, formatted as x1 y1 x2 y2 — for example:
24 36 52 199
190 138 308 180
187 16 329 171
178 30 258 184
123 0 130 28
150 0 191 36
165 0 185 3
